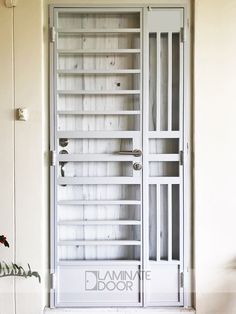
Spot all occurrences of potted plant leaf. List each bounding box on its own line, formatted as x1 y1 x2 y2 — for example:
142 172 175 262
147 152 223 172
0 235 40 282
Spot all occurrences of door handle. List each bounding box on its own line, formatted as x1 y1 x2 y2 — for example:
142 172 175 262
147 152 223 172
116 149 142 157
59 149 68 186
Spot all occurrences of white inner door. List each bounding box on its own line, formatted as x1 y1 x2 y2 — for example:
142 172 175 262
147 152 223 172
50 6 187 308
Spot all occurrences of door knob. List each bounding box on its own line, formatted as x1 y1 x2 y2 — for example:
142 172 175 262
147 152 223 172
133 162 142 171
59 138 69 147
116 149 142 157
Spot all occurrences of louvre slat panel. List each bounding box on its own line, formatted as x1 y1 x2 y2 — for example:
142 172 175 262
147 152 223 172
58 260 142 265
57 131 140 138
57 90 141 95
57 154 141 162
58 240 141 246
57 28 141 33
57 111 141 114
57 200 141 205
51 7 142 307
57 49 141 54
58 70 141 74
58 220 141 225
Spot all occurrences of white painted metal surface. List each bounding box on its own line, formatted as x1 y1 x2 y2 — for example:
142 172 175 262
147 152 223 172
45 307 195 314
143 7 185 307
50 5 189 309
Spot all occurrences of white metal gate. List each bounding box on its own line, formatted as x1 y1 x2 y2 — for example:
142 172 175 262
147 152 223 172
49 5 189 308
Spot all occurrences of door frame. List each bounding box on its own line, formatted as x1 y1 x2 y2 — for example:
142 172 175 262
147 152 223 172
49 1 192 308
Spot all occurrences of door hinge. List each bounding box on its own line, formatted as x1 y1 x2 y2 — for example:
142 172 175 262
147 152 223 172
50 273 56 308
179 150 184 166
51 272 56 289
50 26 56 43
179 272 184 288
50 150 56 166
180 27 186 43
138 291 141 303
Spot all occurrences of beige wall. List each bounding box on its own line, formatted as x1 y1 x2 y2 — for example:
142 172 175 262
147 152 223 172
1 0 236 313
0 2 14 313
0 0 46 314
194 0 236 313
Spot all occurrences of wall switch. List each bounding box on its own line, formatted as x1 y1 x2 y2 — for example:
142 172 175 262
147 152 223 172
5 0 17 8
16 108 29 121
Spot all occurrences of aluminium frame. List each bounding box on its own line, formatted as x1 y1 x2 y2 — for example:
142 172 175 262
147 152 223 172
49 1 192 308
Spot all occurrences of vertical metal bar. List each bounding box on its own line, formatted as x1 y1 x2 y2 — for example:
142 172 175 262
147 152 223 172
54 9 60 271
168 184 172 261
179 32 184 263
142 7 149 307
179 28 184 305
49 5 55 269
168 32 172 131
182 4 191 307
50 6 58 308
138 9 143 305
81 13 87 261
156 32 161 131
156 184 161 261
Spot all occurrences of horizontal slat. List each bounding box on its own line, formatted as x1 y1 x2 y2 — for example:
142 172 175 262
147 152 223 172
57 110 141 115
56 7 142 11
57 49 141 54
58 240 141 246
56 301 142 308
57 69 141 74
57 200 141 205
148 154 179 162
57 90 140 95
57 131 140 139
148 260 181 265
148 131 180 138
54 7 142 13
57 28 141 33
58 220 141 225
58 260 141 266
148 177 181 184
57 153 141 162
57 177 140 185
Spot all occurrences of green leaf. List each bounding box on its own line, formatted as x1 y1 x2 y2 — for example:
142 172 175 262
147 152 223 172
0 261 40 283
31 272 41 283
3 261 10 275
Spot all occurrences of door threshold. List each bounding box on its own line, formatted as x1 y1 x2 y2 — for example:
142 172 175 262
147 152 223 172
44 307 195 314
